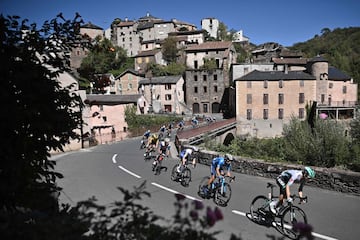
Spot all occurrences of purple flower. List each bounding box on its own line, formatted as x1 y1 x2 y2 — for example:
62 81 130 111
293 222 313 239
206 207 216 226
214 207 223 221
189 210 199 221
193 200 204 210
175 193 186 201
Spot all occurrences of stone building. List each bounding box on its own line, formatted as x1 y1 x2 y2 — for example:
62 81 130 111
184 41 237 114
114 69 144 95
234 56 358 138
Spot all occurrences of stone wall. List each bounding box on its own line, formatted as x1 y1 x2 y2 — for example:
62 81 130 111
195 148 360 196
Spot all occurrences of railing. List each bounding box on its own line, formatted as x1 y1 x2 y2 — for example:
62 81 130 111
317 101 358 107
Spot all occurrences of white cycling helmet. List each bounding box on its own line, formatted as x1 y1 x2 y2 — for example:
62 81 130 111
192 146 199 152
164 138 170 143
225 153 234 161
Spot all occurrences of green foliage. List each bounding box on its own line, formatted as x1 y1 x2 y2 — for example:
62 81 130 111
283 117 351 168
77 38 128 81
349 114 360 144
290 27 360 88
147 62 186 76
201 58 218 71
162 36 178 63
0 14 84 210
124 105 182 136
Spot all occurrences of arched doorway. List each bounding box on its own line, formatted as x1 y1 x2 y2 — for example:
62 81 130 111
212 102 220 113
193 103 200 114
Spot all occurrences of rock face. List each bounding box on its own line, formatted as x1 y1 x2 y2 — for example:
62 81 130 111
195 148 360 196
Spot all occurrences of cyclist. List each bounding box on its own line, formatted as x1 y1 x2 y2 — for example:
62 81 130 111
270 166 316 214
143 129 151 140
202 153 234 195
158 137 171 157
152 137 171 171
159 125 167 138
144 133 159 157
177 146 199 173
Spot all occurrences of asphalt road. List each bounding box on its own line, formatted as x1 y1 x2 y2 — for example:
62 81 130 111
54 137 360 240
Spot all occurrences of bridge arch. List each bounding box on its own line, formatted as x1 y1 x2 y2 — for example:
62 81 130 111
223 132 235 146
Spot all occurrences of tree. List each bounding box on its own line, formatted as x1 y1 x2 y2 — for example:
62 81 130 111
0 13 86 237
162 36 178 63
78 38 128 84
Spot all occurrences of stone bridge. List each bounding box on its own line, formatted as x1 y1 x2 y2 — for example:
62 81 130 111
175 118 237 150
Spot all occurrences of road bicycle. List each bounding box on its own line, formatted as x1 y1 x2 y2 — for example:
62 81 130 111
249 182 308 239
143 146 156 161
198 175 235 207
170 161 192 187
152 153 167 175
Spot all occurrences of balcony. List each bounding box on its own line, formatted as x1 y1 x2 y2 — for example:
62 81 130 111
317 101 358 108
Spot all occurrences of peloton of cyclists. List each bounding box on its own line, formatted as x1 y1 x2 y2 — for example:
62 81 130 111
202 153 234 195
270 166 316 214
177 146 199 173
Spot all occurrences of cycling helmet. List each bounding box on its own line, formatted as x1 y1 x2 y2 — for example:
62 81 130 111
225 153 234 161
304 166 315 178
164 138 170 143
192 146 199 152
153 134 158 139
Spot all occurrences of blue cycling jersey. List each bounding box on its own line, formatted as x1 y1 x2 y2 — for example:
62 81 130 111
211 157 231 171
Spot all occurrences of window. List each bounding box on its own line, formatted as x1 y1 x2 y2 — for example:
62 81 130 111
279 80 284 88
278 93 284 104
300 80 304 87
165 94 172 100
299 108 305 119
263 94 269 105
299 93 305 104
321 94 325 103
194 60 198 69
214 86 218 92
278 108 284 119
264 80 268 88
203 104 208 113
329 83 333 88
203 86 207 93
165 84 171 90
203 75 207 81
244 67 249 75
246 109 252 120
247 81 252 88
343 86 347 93
128 83 133 89
213 74 218 81
247 94 252 104
263 109 268 120
194 87 198 93
194 75 198 82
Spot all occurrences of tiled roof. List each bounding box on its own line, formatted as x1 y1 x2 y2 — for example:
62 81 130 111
235 70 315 81
328 66 351 80
115 69 144 79
86 94 142 106
81 22 103 30
117 21 135 27
134 48 161 57
138 75 182 85
185 41 233 52
272 58 307 65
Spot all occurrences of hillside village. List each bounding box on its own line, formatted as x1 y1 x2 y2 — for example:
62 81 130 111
67 13 358 147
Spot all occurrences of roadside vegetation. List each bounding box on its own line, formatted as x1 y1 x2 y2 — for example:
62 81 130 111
207 115 360 172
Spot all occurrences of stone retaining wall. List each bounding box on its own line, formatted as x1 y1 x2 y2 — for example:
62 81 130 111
194 148 360 196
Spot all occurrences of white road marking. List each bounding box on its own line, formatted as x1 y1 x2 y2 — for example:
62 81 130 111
112 154 117 164
113 153 338 240
151 182 202 201
118 165 141 179
232 209 339 240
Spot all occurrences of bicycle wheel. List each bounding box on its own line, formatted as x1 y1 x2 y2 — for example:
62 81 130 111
250 195 270 224
280 206 308 239
198 176 210 198
180 168 191 187
170 164 180 181
214 182 232 206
